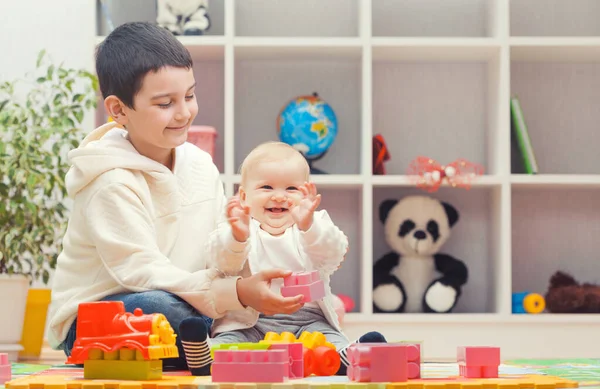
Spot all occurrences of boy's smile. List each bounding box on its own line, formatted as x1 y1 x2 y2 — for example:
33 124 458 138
105 66 198 169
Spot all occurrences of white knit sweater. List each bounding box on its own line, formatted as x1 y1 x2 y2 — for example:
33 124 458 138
47 122 248 349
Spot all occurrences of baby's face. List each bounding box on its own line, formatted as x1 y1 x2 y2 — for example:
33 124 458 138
240 158 306 235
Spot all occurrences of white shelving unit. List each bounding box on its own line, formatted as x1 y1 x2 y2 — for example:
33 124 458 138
95 0 600 359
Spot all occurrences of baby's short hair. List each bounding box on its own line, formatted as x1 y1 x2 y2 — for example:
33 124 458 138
240 141 309 184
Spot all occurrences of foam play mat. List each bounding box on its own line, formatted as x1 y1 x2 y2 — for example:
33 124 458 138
2 362 581 389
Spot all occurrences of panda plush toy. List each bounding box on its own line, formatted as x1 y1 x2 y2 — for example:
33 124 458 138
157 0 211 36
372 195 468 313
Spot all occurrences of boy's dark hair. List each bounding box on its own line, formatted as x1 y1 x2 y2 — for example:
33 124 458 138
95 22 193 109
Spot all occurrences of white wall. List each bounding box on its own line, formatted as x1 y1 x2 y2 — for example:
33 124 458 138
1 0 96 291
0 0 96 81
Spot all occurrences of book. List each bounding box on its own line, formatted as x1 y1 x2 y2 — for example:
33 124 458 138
510 97 539 174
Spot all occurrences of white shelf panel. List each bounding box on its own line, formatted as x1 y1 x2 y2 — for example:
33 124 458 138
510 37 600 62
345 312 600 324
96 35 226 59
372 38 501 61
344 313 505 324
234 37 362 59
372 175 504 187
230 174 365 188
511 174 600 187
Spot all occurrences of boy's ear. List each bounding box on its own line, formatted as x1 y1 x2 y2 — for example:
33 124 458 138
104 95 128 126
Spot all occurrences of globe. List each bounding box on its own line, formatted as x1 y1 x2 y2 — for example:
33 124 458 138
276 93 338 167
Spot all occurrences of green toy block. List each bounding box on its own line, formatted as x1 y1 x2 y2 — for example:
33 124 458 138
83 359 162 380
209 342 270 359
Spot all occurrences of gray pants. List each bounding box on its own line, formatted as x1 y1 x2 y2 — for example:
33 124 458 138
211 306 350 350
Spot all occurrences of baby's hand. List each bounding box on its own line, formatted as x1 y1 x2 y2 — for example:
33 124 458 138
291 182 321 231
226 196 250 242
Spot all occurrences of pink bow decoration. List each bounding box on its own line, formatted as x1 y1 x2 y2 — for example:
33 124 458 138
407 156 485 192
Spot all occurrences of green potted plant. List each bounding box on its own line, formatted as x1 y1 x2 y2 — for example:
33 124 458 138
0 50 98 360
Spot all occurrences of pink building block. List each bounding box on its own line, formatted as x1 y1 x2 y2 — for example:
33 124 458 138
404 343 421 379
0 353 11 385
211 349 288 383
187 125 217 158
347 343 410 382
457 346 501 378
269 343 304 379
281 271 325 303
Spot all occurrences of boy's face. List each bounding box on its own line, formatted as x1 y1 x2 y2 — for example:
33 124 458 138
106 66 198 166
240 158 307 236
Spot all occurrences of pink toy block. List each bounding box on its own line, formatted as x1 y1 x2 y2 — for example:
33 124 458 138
281 271 325 303
211 349 288 383
269 342 304 378
347 343 409 382
0 353 11 385
404 343 421 379
457 346 500 378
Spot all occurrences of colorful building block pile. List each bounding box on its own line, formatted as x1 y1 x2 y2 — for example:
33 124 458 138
280 271 325 303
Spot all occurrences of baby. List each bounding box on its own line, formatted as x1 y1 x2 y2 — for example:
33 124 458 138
178 141 386 375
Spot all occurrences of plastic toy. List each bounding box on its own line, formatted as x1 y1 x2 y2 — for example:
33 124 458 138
457 346 500 378
261 331 340 377
372 195 468 313
211 349 288 383
187 125 217 159
211 342 303 379
280 271 325 303
512 291 546 314
347 343 419 382
0 353 11 385
373 134 390 175
66 301 178 380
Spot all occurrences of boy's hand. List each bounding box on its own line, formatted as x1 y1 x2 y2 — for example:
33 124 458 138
226 196 250 242
236 269 305 315
291 182 321 231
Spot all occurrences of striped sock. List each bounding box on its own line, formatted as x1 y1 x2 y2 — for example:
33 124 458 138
336 331 387 375
179 317 212 376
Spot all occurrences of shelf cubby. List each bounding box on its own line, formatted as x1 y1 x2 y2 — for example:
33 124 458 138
372 0 503 38
234 0 360 38
372 186 503 314
233 47 362 175
511 187 600 300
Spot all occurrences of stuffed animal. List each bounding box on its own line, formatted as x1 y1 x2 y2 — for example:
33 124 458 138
372 195 468 313
157 0 211 36
544 271 600 313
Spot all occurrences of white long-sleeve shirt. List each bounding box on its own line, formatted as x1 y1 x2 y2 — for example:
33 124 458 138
47 121 248 349
208 210 349 335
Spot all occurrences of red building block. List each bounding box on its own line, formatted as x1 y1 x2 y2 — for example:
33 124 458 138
457 346 501 378
281 271 325 303
211 349 288 383
0 353 11 385
347 343 409 382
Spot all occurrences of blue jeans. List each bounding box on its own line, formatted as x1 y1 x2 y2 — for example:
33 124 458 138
60 290 212 370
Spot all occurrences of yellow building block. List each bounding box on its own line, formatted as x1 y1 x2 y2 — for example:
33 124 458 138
261 331 335 350
83 359 163 380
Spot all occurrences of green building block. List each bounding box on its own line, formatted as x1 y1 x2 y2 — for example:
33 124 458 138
209 342 270 359
83 359 163 380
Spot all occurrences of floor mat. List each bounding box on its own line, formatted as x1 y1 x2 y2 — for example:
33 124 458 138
505 359 600 387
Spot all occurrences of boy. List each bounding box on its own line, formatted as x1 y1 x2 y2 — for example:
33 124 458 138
47 22 304 371
178 142 386 375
